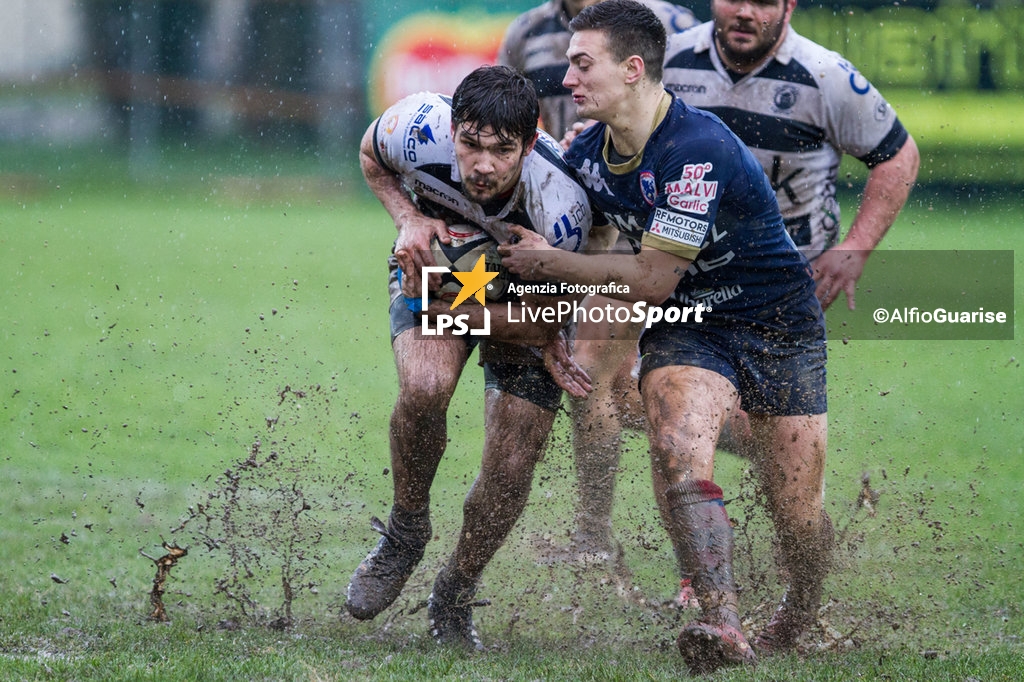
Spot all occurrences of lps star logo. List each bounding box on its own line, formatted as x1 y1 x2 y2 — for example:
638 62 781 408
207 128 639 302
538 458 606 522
420 255 495 335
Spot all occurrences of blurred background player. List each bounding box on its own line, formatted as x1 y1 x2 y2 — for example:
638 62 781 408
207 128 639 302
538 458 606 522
500 0 832 670
498 0 697 569
344 65 592 650
499 0 696 142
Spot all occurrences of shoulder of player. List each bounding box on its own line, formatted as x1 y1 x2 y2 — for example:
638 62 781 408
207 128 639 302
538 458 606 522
667 20 708 47
781 29 866 88
659 98 750 162
378 91 451 129
373 93 453 170
638 0 698 33
524 135 587 195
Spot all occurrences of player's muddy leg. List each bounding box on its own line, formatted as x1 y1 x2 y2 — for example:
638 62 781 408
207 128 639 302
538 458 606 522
642 366 755 673
431 389 555 647
665 480 756 673
716 398 754 459
564 308 643 562
568 384 622 559
345 332 468 620
750 413 833 655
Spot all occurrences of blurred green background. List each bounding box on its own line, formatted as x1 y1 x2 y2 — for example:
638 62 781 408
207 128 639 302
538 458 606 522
2 1 1022 185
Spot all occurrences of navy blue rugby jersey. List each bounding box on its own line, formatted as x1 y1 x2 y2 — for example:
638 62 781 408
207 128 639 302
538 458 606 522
564 92 817 324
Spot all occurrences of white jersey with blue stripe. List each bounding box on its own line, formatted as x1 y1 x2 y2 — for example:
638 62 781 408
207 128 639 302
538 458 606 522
664 23 910 260
372 91 590 253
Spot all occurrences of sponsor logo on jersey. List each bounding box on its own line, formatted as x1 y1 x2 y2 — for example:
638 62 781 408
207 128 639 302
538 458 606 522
665 164 718 210
413 178 463 211
838 60 870 95
650 207 709 249
576 158 612 195
667 193 710 214
639 171 657 206
665 179 718 202
412 124 436 145
874 99 890 122
668 83 707 95
682 284 744 307
773 84 798 111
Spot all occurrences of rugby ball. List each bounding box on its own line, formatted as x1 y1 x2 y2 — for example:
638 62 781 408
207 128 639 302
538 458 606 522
430 223 510 303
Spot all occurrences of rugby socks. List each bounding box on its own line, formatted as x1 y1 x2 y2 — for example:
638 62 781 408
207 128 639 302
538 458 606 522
388 502 432 548
665 479 742 628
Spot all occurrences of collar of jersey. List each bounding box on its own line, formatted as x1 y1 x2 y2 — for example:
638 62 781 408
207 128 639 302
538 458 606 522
602 91 672 174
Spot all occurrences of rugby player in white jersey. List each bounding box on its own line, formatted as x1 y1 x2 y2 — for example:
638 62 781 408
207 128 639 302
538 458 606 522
344 65 592 651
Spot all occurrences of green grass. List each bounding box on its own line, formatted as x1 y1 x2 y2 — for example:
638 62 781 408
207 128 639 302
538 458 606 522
1 169 1022 679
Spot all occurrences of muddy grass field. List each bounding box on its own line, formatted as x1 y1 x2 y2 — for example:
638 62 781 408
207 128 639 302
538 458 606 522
1 181 1021 680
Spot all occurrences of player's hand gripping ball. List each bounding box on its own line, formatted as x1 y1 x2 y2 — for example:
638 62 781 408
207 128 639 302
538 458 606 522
430 223 511 303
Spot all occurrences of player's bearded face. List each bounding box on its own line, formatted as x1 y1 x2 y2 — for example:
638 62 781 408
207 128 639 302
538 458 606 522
453 123 530 204
712 0 792 72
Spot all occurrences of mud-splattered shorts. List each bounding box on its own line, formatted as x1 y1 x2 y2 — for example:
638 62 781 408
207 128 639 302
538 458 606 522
388 264 563 413
638 314 827 417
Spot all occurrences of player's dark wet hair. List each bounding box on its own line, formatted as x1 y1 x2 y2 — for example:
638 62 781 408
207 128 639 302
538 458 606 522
451 65 539 149
569 0 666 83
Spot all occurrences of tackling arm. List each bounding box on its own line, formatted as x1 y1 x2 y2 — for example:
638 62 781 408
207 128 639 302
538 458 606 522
500 225 688 305
813 135 920 310
359 122 447 295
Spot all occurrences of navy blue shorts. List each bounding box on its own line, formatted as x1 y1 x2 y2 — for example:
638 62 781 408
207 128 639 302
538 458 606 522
638 306 827 417
388 263 563 413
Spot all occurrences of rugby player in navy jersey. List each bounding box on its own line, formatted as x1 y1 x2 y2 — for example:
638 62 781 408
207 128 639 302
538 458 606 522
660 0 920 650
499 0 697 572
501 0 833 672
344 65 592 651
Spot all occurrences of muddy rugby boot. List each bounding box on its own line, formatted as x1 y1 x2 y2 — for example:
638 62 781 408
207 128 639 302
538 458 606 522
345 506 430 620
755 512 835 656
678 622 757 675
427 567 486 651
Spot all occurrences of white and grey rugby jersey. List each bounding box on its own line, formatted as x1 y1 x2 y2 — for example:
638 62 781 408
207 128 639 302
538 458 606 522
371 91 590 253
664 23 910 260
499 0 696 140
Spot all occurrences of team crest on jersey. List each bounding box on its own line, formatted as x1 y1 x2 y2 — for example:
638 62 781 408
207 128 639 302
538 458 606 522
773 85 798 112
383 115 400 135
874 100 890 122
639 171 657 206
